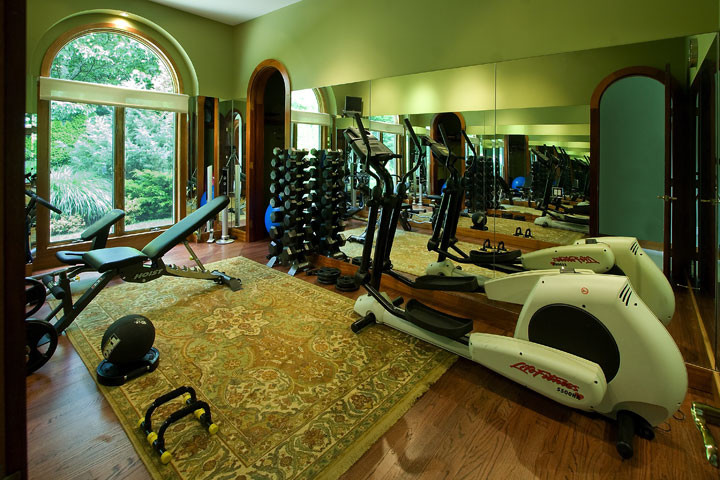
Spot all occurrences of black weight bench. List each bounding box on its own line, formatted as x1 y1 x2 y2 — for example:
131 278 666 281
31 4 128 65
43 195 241 334
55 209 126 266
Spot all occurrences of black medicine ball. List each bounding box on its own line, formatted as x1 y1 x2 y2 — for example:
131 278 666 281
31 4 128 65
101 315 155 365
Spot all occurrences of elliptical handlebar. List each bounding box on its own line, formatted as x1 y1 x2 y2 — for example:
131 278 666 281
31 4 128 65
353 113 373 164
437 123 460 177
351 113 395 196
402 118 426 186
404 118 422 151
25 189 62 215
461 129 477 158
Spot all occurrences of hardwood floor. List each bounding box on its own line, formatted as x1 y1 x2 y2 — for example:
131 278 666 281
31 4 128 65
26 239 720 479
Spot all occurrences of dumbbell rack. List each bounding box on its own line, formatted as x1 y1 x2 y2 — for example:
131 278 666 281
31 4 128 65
311 149 347 259
530 159 551 207
464 155 500 212
267 148 318 275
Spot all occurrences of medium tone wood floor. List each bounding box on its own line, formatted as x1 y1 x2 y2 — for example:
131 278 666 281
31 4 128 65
26 239 720 479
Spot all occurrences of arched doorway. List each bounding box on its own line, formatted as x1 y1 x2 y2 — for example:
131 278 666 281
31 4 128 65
589 67 673 276
246 59 291 242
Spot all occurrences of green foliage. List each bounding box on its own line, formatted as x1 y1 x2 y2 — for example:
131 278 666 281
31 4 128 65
50 32 173 92
369 115 397 123
50 166 112 225
291 89 319 112
125 170 173 224
125 108 175 173
46 31 177 234
25 134 37 176
50 113 87 167
50 213 85 236
69 112 114 175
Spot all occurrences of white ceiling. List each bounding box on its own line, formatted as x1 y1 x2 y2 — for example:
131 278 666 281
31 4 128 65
146 0 303 26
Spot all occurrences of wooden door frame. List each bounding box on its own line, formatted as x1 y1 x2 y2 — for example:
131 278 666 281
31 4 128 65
589 66 671 275
430 112 466 194
694 58 717 294
245 59 291 242
2 1 28 478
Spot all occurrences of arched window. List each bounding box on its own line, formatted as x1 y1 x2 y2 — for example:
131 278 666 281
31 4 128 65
291 89 320 112
291 88 325 151
39 29 186 246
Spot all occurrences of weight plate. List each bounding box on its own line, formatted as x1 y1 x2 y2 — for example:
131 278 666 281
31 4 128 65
26 319 58 375
25 278 46 319
335 275 358 292
317 267 341 285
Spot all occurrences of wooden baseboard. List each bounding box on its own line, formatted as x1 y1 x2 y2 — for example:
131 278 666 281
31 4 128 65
638 239 664 251
488 209 541 222
687 363 720 397
230 227 247 242
312 254 523 331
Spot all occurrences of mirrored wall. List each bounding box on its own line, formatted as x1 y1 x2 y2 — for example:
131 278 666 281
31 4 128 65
277 32 720 374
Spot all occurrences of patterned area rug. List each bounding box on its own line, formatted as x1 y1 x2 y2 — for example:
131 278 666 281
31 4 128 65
341 227 509 279
65 256 456 480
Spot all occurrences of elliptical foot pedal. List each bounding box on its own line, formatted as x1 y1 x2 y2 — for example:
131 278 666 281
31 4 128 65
97 347 160 386
405 299 473 339
469 249 522 265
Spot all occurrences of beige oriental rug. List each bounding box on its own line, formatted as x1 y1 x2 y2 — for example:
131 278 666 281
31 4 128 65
341 226 510 280
65 256 456 480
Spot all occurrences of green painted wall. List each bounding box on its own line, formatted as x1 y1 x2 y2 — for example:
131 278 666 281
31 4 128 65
232 0 718 97
599 77 665 242
495 38 686 110
26 0 234 110
688 32 718 85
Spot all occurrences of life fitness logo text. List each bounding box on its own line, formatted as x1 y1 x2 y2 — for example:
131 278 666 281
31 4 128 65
510 362 584 400
550 256 600 266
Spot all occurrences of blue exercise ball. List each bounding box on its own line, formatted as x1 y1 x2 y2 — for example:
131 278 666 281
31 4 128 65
511 176 526 189
199 186 215 207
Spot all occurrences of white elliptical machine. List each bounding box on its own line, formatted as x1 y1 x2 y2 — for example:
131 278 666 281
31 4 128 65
346 115 686 459
410 127 674 325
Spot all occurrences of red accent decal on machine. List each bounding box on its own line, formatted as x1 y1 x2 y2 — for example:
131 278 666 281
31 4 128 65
550 256 600 266
581 287 589 295
509 362 584 400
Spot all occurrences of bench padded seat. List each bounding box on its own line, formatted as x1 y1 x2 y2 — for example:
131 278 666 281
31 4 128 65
83 247 148 273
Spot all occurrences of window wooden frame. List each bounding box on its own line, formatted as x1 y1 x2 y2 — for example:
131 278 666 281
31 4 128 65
34 24 187 270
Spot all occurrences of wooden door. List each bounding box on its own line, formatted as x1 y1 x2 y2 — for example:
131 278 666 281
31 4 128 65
590 67 674 278
1 1 29 478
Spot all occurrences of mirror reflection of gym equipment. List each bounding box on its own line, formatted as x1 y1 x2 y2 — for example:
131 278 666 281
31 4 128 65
11 2 720 480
